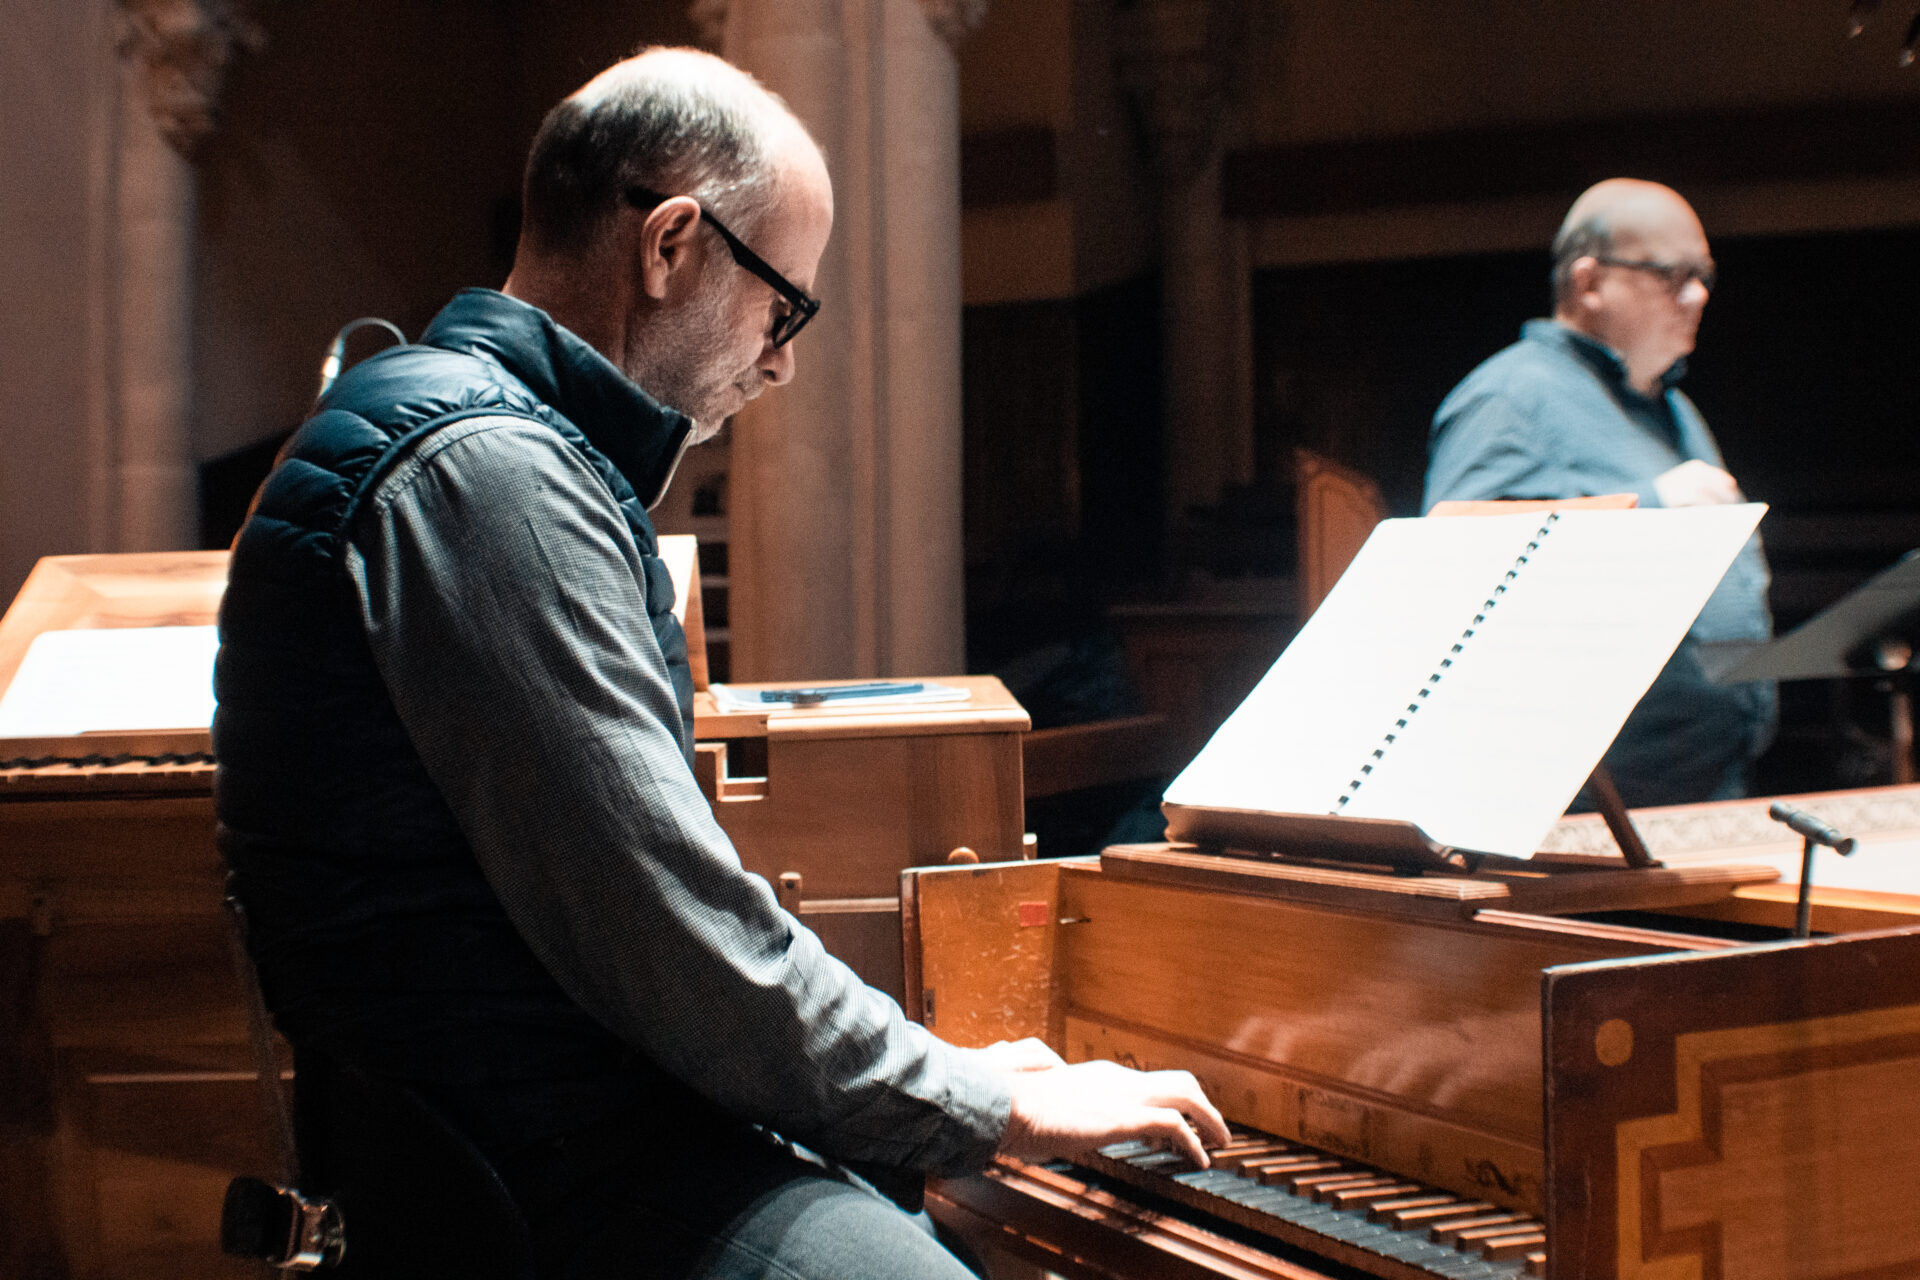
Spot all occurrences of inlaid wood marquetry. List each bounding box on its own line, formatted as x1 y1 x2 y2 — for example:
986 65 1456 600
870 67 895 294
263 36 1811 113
913 854 1920 1280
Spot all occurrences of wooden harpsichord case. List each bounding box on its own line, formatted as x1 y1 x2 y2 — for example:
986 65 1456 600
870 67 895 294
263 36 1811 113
905 507 1920 1280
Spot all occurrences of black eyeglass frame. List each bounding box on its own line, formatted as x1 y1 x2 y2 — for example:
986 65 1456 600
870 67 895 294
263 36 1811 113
1591 254 1718 296
625 186 821 348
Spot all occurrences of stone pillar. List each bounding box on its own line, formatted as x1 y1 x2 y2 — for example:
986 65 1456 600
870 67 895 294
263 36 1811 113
103 55 200 552
711 0 982 680
84 0 263 552
1115 0 1256 521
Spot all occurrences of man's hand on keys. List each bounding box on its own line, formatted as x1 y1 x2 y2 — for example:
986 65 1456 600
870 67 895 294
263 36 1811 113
991 1049 1230 1168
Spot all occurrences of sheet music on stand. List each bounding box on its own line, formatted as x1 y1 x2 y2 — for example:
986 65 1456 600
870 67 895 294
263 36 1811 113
1722 548 1920 786
1722 549 1920 682
1163 505 1766 861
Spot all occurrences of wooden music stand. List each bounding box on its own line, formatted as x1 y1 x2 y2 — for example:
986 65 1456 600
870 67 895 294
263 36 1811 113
1162 501 1764 875
1426 493 1639 519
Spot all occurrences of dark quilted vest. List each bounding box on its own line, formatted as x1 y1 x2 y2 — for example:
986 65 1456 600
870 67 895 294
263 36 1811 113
214 290 699 1151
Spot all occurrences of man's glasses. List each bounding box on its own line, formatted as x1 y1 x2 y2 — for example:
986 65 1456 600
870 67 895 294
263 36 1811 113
1592 254 1718 296
625 186 820 348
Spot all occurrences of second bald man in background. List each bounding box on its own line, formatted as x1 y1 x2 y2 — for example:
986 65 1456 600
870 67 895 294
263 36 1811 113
1423 179 1775 809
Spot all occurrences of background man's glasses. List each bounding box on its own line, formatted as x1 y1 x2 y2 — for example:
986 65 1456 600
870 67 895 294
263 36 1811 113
625 186 821 348
1592 254 1718 295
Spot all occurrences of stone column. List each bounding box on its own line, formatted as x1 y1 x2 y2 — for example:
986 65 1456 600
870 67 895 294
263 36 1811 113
85 0 262 552
708 0 982 680
102 56 199 552
1115 0 1256 521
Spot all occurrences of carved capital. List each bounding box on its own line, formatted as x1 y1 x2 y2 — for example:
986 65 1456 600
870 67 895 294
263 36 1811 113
918 0 990 51
116 0 267 156
1112 0 1256 189
687 0 988 58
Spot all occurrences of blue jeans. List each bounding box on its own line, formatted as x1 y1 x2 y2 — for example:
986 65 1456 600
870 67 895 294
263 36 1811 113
506 1110 979 1280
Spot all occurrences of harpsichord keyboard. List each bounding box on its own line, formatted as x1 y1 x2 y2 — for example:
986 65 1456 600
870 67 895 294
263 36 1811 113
1080 1126 1546 1280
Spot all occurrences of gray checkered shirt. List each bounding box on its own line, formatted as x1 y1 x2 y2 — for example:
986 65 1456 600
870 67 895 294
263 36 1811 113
342 413 1010 1175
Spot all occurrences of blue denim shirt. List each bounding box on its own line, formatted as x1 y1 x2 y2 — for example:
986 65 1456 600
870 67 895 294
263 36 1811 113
1424 320 1776 806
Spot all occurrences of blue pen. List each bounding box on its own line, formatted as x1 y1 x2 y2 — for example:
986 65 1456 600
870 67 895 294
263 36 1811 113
757 681 924 706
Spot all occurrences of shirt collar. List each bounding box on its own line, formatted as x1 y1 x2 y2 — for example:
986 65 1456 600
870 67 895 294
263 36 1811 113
1521 318 1688 396
421 288 694 506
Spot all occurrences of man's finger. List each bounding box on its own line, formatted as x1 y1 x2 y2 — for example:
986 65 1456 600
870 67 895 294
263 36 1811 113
1144 1072 1231 1149
1151 1111 1211 1167
1191 1103 1231 1150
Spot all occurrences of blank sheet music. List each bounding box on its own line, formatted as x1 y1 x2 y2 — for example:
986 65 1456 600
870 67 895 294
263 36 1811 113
1166 505 1765 858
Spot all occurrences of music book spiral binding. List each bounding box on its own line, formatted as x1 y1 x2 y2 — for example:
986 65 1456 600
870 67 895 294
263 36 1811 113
1335 514 1560 813
1163 504 1766 860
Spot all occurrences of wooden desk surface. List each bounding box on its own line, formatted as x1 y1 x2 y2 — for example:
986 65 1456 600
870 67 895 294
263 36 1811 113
692 674 1029 742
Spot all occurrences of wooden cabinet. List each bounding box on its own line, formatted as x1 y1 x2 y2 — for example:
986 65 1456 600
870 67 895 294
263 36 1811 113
0 553 266 1278
0 552 1035 1272
1 799 276 1279
692 676 1029 1003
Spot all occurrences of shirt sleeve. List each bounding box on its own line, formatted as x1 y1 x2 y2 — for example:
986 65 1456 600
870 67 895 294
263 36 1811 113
1423 386 1561 510
342 415 1011 1176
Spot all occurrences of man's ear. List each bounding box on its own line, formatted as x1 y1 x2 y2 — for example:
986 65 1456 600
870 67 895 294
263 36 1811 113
1565 256 1604 312
634 196 704 302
